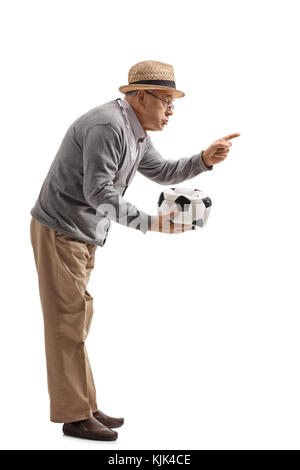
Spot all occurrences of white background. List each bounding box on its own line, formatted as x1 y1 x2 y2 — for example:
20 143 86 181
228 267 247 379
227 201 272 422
1 0 299 450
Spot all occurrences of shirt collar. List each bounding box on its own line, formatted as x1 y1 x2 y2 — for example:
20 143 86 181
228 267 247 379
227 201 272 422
120 98 148 144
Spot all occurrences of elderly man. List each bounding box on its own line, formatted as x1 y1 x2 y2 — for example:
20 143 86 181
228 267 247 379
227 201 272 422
30 60 240 441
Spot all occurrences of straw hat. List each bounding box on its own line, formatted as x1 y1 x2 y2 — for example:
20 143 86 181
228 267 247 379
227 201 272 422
119 60 185 98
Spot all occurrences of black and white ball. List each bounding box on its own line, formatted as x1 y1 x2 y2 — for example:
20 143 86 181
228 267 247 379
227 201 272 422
157 187 212 227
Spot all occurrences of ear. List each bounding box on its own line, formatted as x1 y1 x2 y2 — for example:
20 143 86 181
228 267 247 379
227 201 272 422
138 90 146 106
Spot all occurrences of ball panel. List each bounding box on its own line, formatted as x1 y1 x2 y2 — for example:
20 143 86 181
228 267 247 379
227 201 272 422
158 192 165 207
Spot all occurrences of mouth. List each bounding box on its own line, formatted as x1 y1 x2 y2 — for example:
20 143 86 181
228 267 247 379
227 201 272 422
162 120 168 125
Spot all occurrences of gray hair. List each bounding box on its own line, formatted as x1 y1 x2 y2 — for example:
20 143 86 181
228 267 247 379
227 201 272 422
125 90 139 97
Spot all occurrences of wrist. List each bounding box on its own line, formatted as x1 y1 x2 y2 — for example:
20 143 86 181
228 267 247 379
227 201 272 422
202 151 209 167
201 150 213 170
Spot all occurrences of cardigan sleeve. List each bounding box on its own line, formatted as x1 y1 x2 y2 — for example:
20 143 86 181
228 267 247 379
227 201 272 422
82 123 150 233
137 135 213 185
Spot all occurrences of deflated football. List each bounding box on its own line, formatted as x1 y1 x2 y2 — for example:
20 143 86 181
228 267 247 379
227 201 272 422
157 187 212 227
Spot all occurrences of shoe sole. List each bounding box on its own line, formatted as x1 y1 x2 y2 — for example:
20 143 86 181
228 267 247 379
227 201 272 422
63 429 118 441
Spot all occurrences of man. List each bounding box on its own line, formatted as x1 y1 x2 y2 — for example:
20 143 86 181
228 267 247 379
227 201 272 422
30 60 240 441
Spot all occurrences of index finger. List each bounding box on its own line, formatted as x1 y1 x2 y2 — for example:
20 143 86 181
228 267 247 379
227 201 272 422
221 133 241 141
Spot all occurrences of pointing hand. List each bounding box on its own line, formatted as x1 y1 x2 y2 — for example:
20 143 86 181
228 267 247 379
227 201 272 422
202 133 241 167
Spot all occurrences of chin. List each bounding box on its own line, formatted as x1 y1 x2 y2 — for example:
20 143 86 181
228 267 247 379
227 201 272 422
148 123 164 131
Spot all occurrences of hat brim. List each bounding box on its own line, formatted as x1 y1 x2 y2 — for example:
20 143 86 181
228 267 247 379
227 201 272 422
119 84 185 98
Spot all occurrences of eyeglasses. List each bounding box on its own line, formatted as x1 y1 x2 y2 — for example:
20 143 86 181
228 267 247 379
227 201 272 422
145 90 175 111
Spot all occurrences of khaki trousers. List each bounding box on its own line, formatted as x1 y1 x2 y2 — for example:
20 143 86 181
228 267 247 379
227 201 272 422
30 216 99 423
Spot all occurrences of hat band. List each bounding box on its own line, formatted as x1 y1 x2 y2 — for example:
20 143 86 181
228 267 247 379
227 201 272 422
129 79 176 89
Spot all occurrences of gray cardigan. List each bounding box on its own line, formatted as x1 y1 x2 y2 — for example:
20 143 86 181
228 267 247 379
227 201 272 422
30 98 213 247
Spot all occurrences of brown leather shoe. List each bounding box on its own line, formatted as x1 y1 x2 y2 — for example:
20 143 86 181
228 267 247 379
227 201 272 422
63 416 118 441
93 409 124 428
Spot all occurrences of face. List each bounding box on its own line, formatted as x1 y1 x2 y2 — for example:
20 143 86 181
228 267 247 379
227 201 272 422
127 89 176 131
